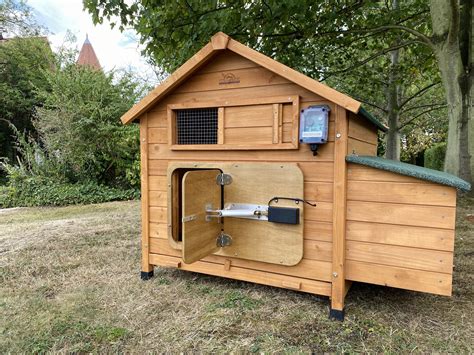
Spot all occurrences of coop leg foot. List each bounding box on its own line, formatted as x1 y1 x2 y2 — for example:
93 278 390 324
140 270 154 280
329 308 345 321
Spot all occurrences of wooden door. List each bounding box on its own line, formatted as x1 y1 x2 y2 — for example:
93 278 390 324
216 163 304 266
182 169 222 264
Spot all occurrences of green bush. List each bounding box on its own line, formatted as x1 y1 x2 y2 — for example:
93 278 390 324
424 142 446 171
0 177 139 208
0 128 139 208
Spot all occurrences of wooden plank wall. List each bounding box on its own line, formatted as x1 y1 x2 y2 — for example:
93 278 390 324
347 112 377 155
144 50 340 293
345 164 457 295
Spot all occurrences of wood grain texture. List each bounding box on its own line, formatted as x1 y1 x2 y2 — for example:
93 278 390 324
331 105 349 311
224 104 273 128
149 253 332 296
149 191 167 207
139 113 153 272
346 260 452 296
149 207 167 223
217 163 304 266
148 160 168 176
348 113 378 145
347 200 456 229
174 66 291 94
148 176 167 191
148 127 168 144
347 137 377 155
149 142 334 161
304 182 333 202
304 201 333 222
347 164 423 183
348 181 457 207
151 84 322 112
346 240 453 273
149 237 332 282
149 223 168 240
346 221 455 251
181 170 222 264
218 107 224 144
298 162 334 182
224 126 273 144
304 240 332 262
304 221 333 242
198 50 259 73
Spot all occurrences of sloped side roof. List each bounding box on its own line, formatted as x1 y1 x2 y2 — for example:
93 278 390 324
121 32 364 125
346 155 471 191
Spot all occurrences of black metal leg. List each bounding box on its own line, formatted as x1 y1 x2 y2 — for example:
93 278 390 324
140 270 154 280
329 308 345 321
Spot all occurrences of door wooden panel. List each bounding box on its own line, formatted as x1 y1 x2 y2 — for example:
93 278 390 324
182 169 222 264
216 163 304 266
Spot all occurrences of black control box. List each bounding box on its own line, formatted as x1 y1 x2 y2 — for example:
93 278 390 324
267 206 300 224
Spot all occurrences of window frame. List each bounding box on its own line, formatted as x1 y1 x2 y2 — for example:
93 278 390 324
168 95 300 150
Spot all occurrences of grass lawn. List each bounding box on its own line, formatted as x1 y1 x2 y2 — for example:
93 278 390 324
0 198 473 353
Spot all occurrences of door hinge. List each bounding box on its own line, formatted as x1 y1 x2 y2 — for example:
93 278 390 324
182 214 197 223
216 173 232 186
216 232 232 247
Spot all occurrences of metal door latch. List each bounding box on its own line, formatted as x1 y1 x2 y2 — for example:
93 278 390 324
207 203 269 221
216 232 232 247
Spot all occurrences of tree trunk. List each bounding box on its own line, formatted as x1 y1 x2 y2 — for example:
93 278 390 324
385 48 401 160
385 0 401 161
430 0 472 185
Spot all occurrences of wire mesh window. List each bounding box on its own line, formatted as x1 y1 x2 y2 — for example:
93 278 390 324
176 108 218 145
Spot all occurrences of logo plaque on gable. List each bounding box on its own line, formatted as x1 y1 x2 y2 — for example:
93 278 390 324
219 72 240 85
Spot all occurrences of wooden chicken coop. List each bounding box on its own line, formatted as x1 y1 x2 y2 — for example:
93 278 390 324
121 32 470 320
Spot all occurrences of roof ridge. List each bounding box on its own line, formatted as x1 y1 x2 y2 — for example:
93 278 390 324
120 32 363 124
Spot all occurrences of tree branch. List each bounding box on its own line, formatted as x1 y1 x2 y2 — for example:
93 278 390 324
315 24 434 49
398 105 447 129
349 96 387 112
399 81 441 108
402 102 446 113
320 41 417 80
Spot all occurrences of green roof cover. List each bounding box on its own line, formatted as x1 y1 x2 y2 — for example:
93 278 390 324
346 155 471 192
358 106 388 132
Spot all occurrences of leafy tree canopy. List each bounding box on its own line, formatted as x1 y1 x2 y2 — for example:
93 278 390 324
84 0 446 161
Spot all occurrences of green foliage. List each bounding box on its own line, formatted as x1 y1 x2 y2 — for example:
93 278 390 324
0 2 146 207
0 0 45 37
0 36 54 161
0 178 138 208
424 142 447 171
83 0 448 161
34 65 145 188
0 125 139 207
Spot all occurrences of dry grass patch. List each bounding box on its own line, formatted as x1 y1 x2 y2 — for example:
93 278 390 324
0 198 473 352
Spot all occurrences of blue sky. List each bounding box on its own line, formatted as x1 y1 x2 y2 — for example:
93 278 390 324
27 0 158 81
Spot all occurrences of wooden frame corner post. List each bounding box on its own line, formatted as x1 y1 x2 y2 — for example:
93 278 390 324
330 105 349 320
140 113 154 280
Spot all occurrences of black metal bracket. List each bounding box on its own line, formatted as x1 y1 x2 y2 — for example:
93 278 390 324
329 308 345 321
310 143 319 156
140 270 154 280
